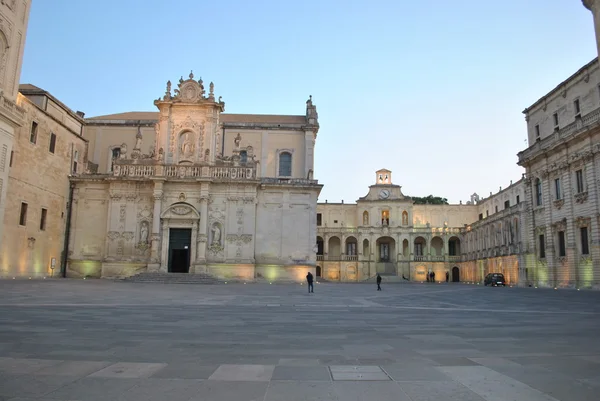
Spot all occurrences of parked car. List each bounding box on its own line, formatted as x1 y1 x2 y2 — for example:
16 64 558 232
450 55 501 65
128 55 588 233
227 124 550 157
484 273 506 287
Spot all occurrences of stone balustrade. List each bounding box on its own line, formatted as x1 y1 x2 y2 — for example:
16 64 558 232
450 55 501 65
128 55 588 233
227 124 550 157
112 163 257 180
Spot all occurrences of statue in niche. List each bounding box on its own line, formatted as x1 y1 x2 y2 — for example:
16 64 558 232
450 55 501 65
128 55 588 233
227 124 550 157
120 143 127 159
204 149 210 162
211 223 221 246
134 128 143 151
234 133 242 150
181 133 194 157
140 221 149 243
157 147 164 162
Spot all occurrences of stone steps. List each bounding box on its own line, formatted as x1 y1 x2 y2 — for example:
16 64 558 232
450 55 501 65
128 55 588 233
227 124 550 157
122 272 222 284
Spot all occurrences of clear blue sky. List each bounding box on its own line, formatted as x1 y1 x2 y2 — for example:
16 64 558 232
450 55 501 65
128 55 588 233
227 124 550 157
21 0 596 204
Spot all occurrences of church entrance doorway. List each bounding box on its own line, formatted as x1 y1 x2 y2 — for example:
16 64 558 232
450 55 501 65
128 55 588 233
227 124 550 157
316 266 321 277
168 228 191 273
452 266 460 282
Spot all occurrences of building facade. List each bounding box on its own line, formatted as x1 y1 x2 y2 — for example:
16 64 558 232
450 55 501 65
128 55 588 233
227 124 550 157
518 57 600 289
316 170 529 285
0 0 30 250
67 73 322 281
0 85 86 277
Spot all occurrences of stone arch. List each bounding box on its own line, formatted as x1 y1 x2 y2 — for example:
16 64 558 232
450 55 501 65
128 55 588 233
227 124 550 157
107 145 122 173
328 236 341 258
277 149 293 177
414 236 426 257
159 202 201 273
316 265 322 277
452 266 460 282
376 236 396 262
362 210 369 225
448 236 461 256
431 236 443 256
178 130 196 162
362 238 370 257
345 236 358 256
160 202 200 220
402 238 409 257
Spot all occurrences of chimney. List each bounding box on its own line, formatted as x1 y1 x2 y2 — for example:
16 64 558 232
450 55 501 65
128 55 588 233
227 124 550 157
76 111 85 118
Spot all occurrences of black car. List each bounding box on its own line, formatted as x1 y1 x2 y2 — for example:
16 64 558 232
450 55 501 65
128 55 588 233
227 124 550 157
484 273 506 287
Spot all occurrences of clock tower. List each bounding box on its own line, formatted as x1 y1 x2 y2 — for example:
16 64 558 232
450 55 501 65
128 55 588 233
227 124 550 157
357 169 409 202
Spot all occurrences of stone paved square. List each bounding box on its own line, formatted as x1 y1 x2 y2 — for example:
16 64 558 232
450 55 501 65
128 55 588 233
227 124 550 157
1 279 600 400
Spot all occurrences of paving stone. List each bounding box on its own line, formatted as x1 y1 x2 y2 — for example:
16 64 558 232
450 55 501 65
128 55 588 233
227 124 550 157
264 381 337 401
208 364 275 381
333 381 411 400
43 377 141 400
398 380 486 401
271 365 331 381
329 366 390 381
0 357 62 374
88 362 166 378
187 380 268 401
149 362 219 379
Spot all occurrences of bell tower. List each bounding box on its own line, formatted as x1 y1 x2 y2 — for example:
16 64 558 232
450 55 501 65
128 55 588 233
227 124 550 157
583 0 600 58
375 169 392 185
153 71 225 165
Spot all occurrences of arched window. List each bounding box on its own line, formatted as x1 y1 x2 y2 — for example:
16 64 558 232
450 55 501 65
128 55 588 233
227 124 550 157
278 151 292 177
240 150 247 164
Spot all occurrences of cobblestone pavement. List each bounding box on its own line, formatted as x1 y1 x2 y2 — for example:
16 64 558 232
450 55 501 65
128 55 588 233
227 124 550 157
0 279 599 400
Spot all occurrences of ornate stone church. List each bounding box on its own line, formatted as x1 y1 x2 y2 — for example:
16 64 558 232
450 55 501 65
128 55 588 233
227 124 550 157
67 72 322 281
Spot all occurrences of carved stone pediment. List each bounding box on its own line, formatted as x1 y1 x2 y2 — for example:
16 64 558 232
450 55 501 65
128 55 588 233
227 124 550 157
171 206 192 215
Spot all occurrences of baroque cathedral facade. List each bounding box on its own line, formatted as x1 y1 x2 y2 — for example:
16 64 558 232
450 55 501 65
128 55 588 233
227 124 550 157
67 73 321 281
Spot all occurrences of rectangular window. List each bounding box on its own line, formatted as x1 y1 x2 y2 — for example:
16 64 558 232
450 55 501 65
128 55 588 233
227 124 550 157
478 213 483 221
558 231 566 257
239 150 247 164
574 99 581 117
486 210 489 217
554 178 561 200
553 113 559 128
504 200 510 209
333 220 338 224
535 124 540 138
316 213 322 226
73 161 78 173
40 208 47 231
576 169 584 193
19 202 28 226
9 150 13 167
30 121 38 144
49 133 56 153
516 195 520 204
539 234 545 258
581 226 589 255
495 205 498 213
536 179 542 206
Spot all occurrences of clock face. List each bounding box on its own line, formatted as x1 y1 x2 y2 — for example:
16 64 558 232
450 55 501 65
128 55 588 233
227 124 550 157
379 189 390 199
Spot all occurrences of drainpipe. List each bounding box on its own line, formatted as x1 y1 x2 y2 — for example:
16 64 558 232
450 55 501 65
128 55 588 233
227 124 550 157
61 182 75 278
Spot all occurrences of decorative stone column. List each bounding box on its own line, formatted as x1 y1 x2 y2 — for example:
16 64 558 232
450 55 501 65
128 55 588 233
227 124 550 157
148 181 163 272
195 196 209 269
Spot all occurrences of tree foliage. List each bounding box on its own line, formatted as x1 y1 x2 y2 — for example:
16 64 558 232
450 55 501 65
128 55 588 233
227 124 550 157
411 195 449 205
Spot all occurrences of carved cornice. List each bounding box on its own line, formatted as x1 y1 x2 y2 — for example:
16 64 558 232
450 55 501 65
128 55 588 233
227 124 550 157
574 190 588 204
575 216 591 228
553 199 564 210
551 218 567 232
535 225 546 235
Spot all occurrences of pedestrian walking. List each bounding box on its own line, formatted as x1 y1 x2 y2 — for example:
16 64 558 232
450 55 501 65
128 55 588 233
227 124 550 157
306 271 314 293
376 274 382 291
